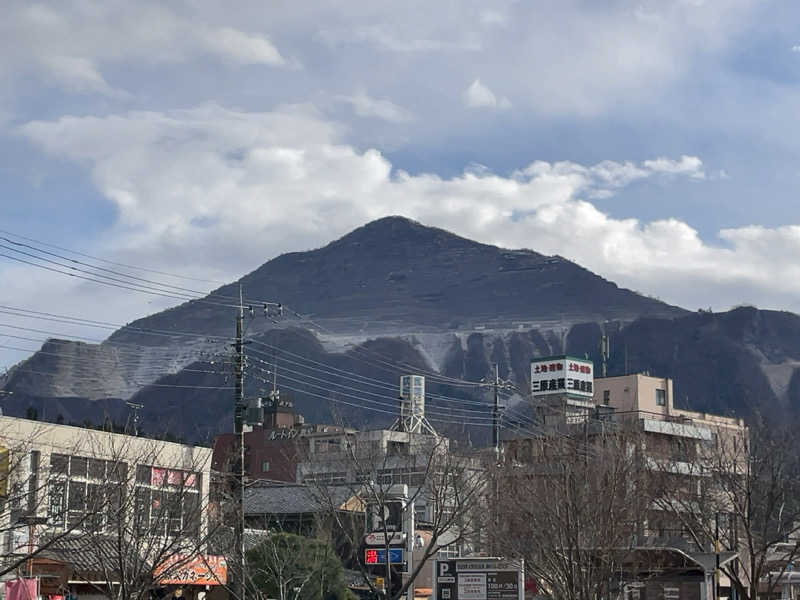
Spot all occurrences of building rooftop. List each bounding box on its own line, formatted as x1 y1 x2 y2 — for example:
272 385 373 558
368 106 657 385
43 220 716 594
244 484 358 515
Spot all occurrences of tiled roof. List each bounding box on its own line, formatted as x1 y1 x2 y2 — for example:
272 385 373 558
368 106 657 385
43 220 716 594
244 484 357 515
39 535 134 575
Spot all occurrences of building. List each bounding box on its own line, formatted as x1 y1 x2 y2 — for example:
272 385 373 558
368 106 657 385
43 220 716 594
212 392 353 483
529 355 596 426
502 364 748 600
0 415 217 598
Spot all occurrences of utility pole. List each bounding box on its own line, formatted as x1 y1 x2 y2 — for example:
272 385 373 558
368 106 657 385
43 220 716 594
230 291 283 600
714 513 720 600
234 286 246 600
600 329 610 378
492 364 500 456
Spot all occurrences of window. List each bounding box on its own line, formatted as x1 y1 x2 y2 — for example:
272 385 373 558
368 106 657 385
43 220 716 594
47 454 129 534
603 390 610 405
655 389 666 406
50 454 68 474
133 468 202 539
88 459 105 479
70 457 87 478
415 503 428 524
261 460 270 473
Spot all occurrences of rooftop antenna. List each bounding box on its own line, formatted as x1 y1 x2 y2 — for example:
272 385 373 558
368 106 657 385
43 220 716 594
391 375 437 436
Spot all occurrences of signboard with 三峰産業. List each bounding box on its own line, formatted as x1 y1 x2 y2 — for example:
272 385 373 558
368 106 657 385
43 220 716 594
531 356 593 398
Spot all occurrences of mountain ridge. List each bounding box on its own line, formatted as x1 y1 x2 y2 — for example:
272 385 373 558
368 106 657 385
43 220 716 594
5 216 799 442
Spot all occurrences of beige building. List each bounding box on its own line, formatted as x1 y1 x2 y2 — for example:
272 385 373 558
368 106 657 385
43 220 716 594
594 374 744 430
0 415 213 592
507 368 749 600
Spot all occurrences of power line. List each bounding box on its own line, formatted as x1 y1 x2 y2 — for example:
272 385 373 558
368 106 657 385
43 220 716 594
244 360 497 423
246 338 500 409
245 343 497 410
0 232 286 309
0 229 228 285
0 304 564 438
0 252 240 309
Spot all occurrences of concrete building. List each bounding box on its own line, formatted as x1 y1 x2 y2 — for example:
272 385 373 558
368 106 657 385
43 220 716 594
212 393 353 483
505 365 748 600
529 355 596 426
0 415 214 597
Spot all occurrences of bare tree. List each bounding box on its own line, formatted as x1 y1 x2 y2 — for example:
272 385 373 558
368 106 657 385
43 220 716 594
302 431 488 600
652 416 800 600
59 435 218 600
493 430 652 600
0 418 109 578
0 416 220 599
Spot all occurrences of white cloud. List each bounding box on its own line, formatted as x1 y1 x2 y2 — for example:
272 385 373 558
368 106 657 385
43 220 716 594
322 24 482 53
480 10 508 26
0 0 761 118
0 2 287 97
642 155 706 179
39 55 128 98
336 90 413 123
198 26 285 66
464 79 511 109
14 104 800 325
792 45 800 53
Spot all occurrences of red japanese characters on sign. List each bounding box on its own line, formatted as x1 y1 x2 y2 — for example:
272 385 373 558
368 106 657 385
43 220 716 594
532 362 564 374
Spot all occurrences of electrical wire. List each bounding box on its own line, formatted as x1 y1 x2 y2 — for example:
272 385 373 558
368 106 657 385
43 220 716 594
0 229 227 285
244 360 497 423
0 302 594 442
0 232 283 308
245 342 497 410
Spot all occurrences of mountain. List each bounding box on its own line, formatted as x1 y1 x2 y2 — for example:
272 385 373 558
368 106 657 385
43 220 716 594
108 215 684 341
3 216 799 441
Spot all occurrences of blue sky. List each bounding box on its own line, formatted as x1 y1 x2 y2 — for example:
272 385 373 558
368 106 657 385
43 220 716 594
2 0 800 370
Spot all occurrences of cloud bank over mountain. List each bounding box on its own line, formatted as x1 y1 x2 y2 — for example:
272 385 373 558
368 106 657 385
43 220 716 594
15 103 799 320
3 0 800 370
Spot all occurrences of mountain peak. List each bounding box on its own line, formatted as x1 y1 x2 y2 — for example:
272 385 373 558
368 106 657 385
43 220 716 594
328 215 489 254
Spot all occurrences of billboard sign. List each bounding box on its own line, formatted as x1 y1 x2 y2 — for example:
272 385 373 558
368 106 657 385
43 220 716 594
365 531 407 546
531 356 593 398
154 554 227 586
435 559 523 600
365 548 404 565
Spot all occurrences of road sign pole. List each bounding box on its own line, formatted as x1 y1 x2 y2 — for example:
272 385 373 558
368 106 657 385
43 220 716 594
407 498 415 600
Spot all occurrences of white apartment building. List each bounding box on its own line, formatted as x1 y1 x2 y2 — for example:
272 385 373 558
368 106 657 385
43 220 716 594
0 415 213 585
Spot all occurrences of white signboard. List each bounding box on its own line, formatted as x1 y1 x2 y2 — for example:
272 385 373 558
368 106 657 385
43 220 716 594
364 531 407 546
458 574 487 600
435 559 523 600
531 356 593 398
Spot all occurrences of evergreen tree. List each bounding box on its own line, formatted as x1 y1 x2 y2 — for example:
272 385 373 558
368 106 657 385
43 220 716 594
247 532 352 600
